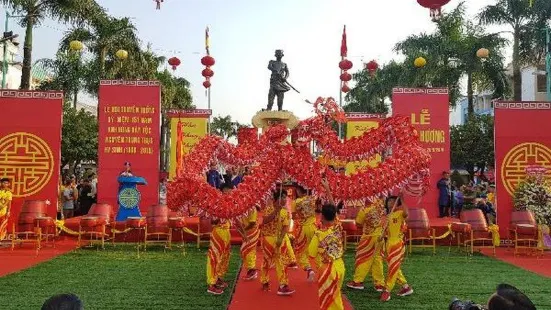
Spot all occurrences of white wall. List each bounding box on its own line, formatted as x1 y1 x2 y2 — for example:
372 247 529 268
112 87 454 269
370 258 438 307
521 67 537 101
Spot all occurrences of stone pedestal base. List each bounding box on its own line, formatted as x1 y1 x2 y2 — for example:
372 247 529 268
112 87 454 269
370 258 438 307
252 110 299 131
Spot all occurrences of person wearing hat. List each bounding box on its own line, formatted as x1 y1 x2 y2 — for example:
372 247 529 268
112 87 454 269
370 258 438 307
266 49 291 111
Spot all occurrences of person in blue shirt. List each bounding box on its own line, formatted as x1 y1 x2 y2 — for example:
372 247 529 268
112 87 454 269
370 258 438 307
437 171 451 218
452 186 464 217
206 162 223 189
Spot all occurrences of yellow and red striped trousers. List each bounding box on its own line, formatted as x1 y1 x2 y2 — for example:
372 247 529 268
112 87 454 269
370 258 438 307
0 215 8 241
385 238 407 292
318 259 345 310
260 235 289 285
352 234 385 286
240 226 259 270
206 226 231 285
294 223 316 270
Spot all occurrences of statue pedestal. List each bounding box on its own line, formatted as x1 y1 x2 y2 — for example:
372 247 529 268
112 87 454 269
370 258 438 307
252 110 299 132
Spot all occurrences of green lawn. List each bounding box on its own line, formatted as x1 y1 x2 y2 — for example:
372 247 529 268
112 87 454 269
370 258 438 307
1 245 550 310
343 248 551 310
0 245 240 310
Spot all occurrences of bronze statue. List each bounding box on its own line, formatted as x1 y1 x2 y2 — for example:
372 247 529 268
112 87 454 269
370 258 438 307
266 49 290 111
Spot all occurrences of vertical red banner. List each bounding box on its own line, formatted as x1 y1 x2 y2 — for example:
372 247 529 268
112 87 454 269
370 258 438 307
0 90 63 221
98 80 161 212
392 88 450 219
494 101 551 237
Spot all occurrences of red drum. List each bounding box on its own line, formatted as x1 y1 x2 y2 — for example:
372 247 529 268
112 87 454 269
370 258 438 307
148 205 168 218
407 208 430 230
34 216 54 228
168 217 185 229
511 210 536 227
340 219 357 232
126 217 145 228
460 209 488 231
451 222 471 233
81 217 99 228
88 203 113 220
18 200 47 224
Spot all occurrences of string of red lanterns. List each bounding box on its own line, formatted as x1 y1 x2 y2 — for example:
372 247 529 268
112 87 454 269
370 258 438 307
201 27 215 89
339 25 352 93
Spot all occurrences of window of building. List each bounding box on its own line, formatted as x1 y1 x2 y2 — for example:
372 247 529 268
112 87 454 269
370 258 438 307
537 65 547 93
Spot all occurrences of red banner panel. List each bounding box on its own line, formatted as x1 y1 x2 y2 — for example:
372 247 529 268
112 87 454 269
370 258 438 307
0 90 63 222
98 80 161 212
392 88 450 219
494 101 551 237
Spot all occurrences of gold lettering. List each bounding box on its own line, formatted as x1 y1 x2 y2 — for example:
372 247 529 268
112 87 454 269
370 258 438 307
419 130 445 143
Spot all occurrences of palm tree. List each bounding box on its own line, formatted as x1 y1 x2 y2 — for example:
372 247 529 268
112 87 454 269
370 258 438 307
211 115 242 140
1 0 104 89
394 3 509 115
478 0 551 101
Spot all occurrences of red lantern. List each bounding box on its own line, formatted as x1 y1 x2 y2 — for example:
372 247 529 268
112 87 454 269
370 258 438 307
168 57 181 71
341 83 351 93
339 59 353 71
203 80 211 88
202 68 214 78
365 60 378 76
417 0 451 20
339 72 352 82
201 55 216 67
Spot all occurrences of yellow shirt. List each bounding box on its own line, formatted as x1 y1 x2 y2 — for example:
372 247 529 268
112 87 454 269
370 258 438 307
261 204 290 237
0 189 13 217
240 209 258 229
308 224 344 265
293 196 316 227
214 220 231 230
355 202 384 236
387 209 407 240
487 192 495 205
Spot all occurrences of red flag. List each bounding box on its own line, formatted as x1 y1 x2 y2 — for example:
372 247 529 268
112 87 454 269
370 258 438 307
340 25 347 58
176 119 183 177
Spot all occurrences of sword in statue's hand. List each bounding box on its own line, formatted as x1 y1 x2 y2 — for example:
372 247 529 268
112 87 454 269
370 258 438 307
283 80 313 104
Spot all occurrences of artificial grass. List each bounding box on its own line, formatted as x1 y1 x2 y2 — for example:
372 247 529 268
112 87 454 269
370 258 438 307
0 245 241 310
343 248 551 310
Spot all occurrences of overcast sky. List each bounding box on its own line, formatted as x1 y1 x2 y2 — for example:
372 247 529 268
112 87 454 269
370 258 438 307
1 0 505 124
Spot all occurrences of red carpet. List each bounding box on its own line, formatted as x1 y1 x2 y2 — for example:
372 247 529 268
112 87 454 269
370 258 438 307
481 247 551 278
0 237 78 277
229 250 353 310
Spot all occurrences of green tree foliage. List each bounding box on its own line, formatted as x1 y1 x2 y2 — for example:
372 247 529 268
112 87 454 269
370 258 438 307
450 114 494 179
210 115 245 140
1 0 104 89
479 0 551 100
347 3 509 115
61 103 98 174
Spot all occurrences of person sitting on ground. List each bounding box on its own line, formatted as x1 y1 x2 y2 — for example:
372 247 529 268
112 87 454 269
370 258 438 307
41 293 84 310
487 283 536 310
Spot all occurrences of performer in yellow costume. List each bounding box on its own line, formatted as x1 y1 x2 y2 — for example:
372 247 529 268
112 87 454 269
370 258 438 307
0 178 13 241
380 194 413 302
260 189 296 296
206 184 233 295
237 206 260 281
292 184 317 280
346 199 385 292
308 178 345 310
